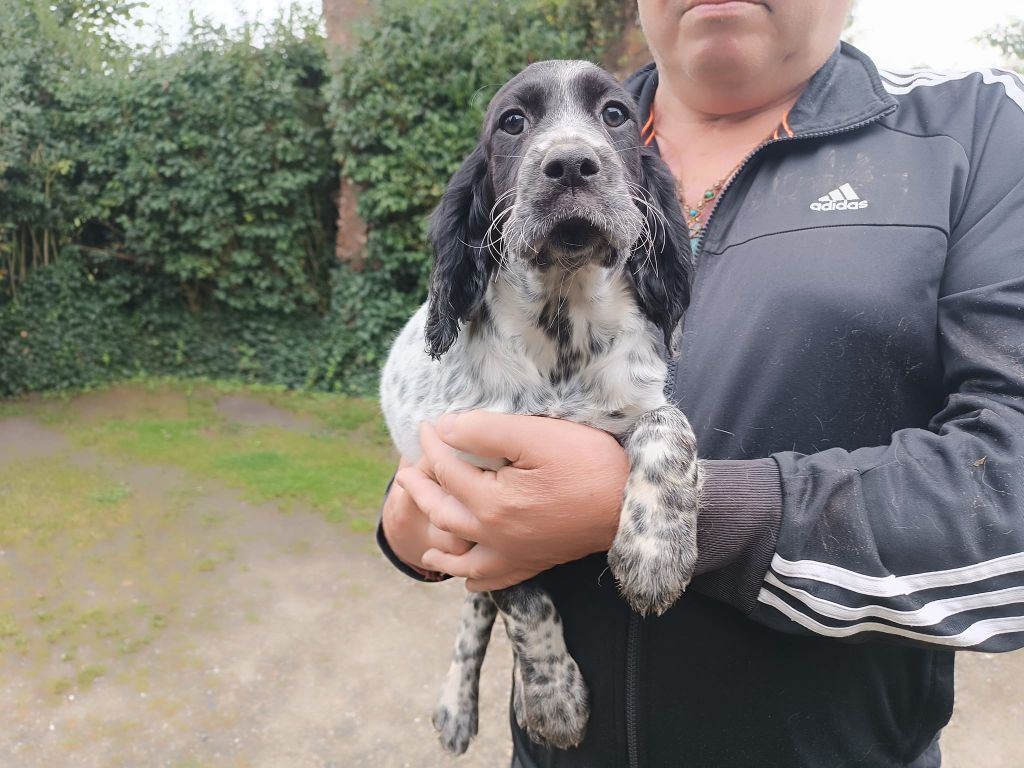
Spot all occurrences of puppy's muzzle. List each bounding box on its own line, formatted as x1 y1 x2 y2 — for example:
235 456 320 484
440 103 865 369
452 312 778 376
526 141 617 267
542 144 602 190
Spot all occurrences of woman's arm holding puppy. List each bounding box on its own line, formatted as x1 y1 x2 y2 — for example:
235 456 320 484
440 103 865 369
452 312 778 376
396 412 627 592
396 411 781 595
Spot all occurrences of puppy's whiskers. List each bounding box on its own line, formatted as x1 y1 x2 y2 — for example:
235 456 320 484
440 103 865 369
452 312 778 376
625 181 668 278
478 189 518 279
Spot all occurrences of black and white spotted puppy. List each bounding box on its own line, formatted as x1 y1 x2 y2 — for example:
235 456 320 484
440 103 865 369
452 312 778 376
379 60 700 755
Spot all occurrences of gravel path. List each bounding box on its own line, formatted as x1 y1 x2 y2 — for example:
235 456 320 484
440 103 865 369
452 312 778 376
0 408 1020 767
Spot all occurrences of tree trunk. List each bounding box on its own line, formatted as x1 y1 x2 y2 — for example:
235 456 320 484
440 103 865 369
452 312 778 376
322 0 374 268
602 0 651 79
334 175 368 267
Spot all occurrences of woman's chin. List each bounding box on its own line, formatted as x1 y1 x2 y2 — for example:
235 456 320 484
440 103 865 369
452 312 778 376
682 43 770 89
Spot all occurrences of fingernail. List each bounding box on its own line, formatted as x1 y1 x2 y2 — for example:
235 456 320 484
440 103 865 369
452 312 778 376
437 413 457 439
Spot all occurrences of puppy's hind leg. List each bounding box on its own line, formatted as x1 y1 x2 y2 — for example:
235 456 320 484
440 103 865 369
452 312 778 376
433 591 498 754
492 581 589 750
608 404 701 616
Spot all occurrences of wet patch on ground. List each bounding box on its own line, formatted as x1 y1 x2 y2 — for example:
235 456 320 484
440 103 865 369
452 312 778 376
215 395 319 434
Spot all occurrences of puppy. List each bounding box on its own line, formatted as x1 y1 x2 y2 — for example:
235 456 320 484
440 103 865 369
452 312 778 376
380 60 700 754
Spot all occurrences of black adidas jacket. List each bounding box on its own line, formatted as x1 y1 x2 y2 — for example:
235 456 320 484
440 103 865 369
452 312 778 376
380 43 1024 767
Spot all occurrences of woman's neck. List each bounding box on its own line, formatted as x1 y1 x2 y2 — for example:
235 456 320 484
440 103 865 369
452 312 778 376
653 77 808 207
656 74 806 132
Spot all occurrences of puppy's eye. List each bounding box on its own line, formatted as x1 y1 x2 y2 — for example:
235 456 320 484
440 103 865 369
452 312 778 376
602 103 628 128
499 110 527 135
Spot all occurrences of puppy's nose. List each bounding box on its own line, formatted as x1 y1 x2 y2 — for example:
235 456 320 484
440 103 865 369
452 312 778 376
542 145 601 189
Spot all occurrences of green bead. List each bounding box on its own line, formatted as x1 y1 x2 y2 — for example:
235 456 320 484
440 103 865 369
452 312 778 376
704 190 715 199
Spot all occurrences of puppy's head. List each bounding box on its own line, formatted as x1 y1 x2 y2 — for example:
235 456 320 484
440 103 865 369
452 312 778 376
426 60 692 358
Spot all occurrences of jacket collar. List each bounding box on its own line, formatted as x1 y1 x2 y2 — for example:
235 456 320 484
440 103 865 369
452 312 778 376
627 42 898 141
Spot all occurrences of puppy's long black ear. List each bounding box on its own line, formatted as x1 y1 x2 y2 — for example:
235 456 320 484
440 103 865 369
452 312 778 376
424 143 495 359
630 148 694 351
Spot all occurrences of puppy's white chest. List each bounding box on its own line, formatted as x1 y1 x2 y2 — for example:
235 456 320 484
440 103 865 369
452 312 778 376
379 274 670 461
473 334 668 436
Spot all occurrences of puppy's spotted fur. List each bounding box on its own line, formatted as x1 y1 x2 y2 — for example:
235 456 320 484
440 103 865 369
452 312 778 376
380 60 700 755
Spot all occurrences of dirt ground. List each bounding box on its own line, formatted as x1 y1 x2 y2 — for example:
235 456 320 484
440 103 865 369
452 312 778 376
0 398 1021 767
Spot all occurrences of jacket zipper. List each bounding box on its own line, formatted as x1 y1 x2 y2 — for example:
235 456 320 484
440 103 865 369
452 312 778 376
623 104 897 768
664 359 677 400
626 611 641 768
692 106 898 258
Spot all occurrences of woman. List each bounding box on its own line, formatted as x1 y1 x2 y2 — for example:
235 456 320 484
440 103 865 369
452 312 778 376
381 1 1024 765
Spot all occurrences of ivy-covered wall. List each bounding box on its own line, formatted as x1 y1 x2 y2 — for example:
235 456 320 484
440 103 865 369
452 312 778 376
0 0 611 396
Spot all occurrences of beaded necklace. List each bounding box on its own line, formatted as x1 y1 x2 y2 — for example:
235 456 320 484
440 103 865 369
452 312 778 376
642 104 794 242
675 162 745 242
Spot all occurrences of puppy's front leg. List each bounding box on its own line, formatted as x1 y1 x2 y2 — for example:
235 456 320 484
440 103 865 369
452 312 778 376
491 581 589 749
608 405 701 616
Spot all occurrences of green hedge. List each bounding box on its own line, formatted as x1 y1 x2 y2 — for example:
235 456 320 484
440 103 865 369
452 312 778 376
60 26 337 315
1 6 336 315
0 249 327 394
0 0 611 396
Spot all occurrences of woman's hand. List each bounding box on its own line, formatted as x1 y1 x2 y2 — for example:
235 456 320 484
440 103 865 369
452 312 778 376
381 456 475 576
395 411 628 591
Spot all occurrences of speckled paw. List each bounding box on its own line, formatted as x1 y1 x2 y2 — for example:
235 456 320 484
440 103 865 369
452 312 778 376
432 698 478 755
608 531 693 616
517 655 589 749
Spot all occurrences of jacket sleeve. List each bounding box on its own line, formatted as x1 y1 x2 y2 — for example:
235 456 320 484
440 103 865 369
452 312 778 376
376 474 450 583
694 75 1024 653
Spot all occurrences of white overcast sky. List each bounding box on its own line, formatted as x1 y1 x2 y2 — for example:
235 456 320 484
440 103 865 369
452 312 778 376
127 0 1022 71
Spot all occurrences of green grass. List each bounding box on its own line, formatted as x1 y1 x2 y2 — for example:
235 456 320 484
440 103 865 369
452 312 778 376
0 612 18 638
75 413 393 527
2 378 396 530
0 458 134 547
90 482 132 505
1 592 171 696
76 664 106 687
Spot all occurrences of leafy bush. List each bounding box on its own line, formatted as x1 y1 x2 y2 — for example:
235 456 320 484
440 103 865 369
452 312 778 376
0 248 330 394
0 0 141 295
0 250 142 393
1 0 614 395
985 19 1024 63
55 15 337 315
2 2 335 312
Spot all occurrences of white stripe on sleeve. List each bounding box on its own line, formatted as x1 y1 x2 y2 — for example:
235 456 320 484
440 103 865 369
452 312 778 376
879 68 1024 114
757 588 1024 647
764 572 1024 628
769 552 1024 597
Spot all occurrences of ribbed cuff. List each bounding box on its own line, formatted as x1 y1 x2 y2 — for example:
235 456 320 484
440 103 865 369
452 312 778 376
376 474 450 583
691 458 783 614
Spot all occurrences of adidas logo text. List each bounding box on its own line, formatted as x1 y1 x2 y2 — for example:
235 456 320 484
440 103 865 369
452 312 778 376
809 183 869 211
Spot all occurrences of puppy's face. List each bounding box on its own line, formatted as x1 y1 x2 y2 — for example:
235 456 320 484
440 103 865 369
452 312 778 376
425 60 691 359
484 61 647 269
